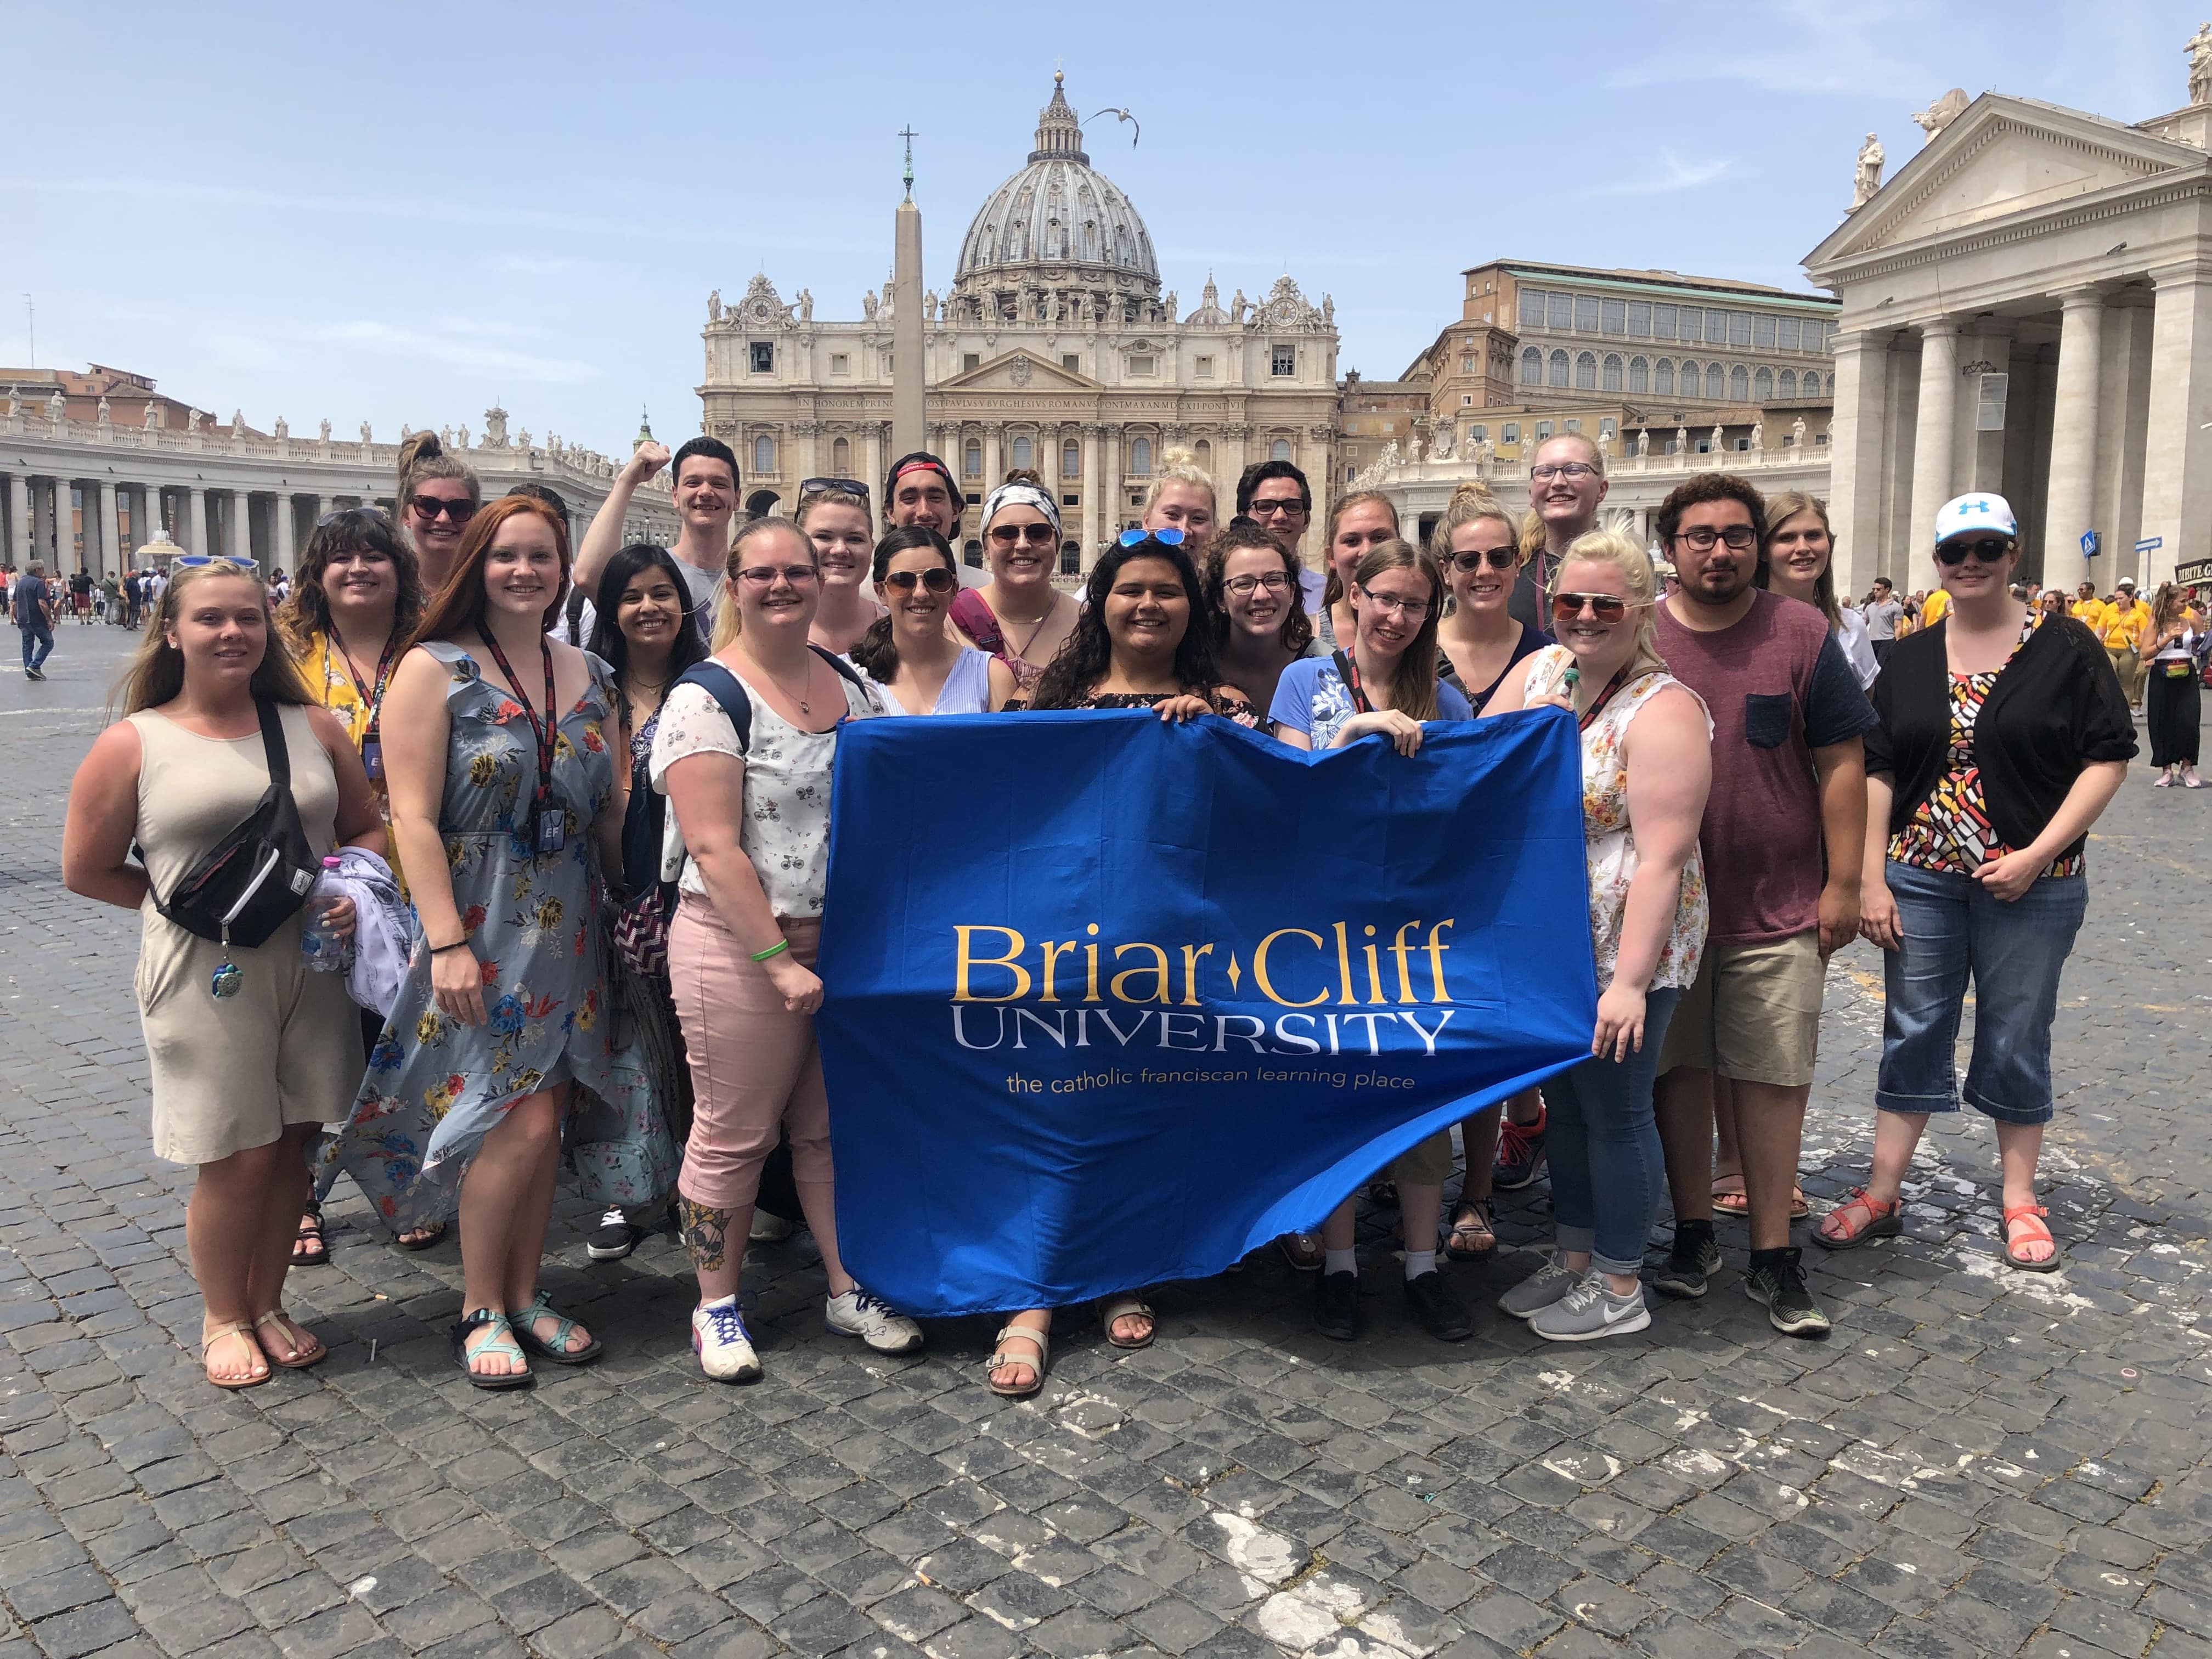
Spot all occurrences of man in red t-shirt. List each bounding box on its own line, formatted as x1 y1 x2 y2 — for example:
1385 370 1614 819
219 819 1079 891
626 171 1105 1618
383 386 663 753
1648 475 1876 1338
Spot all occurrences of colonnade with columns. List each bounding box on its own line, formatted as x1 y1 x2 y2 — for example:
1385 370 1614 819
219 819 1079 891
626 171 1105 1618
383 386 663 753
0 477 384 577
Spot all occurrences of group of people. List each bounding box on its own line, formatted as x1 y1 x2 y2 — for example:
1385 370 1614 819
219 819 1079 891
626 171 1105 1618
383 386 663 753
59 419 2141 1396
7 563 164 679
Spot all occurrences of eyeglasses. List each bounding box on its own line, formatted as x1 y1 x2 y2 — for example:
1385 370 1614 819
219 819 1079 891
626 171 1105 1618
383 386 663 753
1119 527 1187 547
1936 537 2016 566
988 523 1057 547
1448 548 1519 573
1357 586 1432 620
316 505 392 529
1672 524 1757 552
1530 462 1599 482
1223 572 1293 596
1551 592 1642 623
735 564 820 586
882 567 956 593
799 476 871 500
407 494 477 524
1248 497 1307 519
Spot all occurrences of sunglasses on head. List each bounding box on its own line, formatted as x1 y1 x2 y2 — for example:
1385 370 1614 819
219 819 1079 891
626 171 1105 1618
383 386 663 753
1118 527 1186 547
316 505 392 529
800 476 871 501
1935 536 2015 566
408 494 476 523
1449 547 1519 574
1551 591 1637 623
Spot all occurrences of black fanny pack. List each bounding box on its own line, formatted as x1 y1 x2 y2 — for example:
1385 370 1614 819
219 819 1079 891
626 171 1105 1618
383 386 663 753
153 700 321 949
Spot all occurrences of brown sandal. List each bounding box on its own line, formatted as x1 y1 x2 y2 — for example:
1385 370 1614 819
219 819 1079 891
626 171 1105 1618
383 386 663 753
253 1310 326 1369
201 1321 271 1390
1444 1198 1496 1260
2001 1205 2060 1273
986 1324 1049 1398
1813 1187 1902 1251
1714 1175 1809 1219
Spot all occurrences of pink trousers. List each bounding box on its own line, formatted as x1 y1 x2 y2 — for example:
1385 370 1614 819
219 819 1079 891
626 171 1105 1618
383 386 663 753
667 899 831 1210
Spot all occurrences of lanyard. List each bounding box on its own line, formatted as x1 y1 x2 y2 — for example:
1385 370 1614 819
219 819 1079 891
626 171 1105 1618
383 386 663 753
477 628 559 817
1333 648 1374 715
1576 667 1630 732
326 631 398 747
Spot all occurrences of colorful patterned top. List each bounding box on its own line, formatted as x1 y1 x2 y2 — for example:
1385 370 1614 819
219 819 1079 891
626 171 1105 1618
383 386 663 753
1889 611 2084 878
299 628 403 893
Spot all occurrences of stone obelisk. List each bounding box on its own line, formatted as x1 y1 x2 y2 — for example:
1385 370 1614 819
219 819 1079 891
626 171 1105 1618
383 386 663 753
891 126 926 459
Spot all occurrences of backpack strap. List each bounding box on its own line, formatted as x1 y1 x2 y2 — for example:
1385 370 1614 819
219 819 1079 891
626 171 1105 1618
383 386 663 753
809 643 868 690
565 583 590 645
672 662 752 755
256 698 292 787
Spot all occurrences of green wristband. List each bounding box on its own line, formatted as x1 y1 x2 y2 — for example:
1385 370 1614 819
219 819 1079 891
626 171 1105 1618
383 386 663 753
750 939 791 963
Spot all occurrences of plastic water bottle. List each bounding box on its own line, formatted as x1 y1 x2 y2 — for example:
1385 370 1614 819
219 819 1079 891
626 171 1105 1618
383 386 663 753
300 856 349 972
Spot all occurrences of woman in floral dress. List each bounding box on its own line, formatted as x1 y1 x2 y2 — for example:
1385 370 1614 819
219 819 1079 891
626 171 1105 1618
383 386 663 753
336 494 634 1386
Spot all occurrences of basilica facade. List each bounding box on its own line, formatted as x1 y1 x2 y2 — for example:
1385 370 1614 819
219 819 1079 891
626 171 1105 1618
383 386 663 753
696 74 1341 570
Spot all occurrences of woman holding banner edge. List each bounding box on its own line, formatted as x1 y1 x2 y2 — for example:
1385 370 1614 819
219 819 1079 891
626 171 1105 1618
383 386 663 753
1271 538 1477 1343
1482 529 1711 1342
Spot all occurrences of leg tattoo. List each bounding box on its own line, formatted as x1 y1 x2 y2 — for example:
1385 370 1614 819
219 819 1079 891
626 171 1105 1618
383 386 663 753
676 1199 733 1274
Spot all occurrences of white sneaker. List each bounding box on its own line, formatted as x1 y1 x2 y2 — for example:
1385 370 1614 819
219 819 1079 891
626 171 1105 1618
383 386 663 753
748 1209 797 1243
691 1295 761 1382
825 1288 924 1355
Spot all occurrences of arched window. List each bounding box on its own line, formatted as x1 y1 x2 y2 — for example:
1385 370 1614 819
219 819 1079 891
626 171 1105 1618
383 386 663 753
1754 368 1774 402
1628 356 1649 394
1706 364 1726 400
1602 354 1623 392
1779 370 1797 399
1060 541 1080 575
1654 359 1675 396
1012 435 1033 470
1548 349 1570 388
1130 437 1152 477
1062 437 1080 479
963 437 983 478
1194 438 1211 470
831 436 850 473
1520 346 1542 385
1730 365 1750 402
1575 352 1598 390
1271 438 1291 462
752 435 775 474
1679 359 1698 395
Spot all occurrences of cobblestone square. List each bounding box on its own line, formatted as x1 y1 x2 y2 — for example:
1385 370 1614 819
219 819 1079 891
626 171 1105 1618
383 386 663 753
2 627 2206 1659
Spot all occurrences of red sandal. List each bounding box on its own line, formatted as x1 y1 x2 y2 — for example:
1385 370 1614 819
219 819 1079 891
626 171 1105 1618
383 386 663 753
1813 1187 1902 1251
2000 1205 2061 1273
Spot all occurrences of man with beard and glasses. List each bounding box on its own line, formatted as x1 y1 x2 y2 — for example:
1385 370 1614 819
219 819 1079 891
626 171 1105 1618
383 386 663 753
572 437 741 642
1647 473 1875 1338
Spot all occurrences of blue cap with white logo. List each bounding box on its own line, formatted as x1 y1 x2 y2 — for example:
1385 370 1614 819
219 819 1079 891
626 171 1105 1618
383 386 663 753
1933 492 2018 546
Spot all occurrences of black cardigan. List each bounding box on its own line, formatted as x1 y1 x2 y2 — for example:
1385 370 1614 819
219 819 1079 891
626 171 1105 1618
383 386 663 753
1866 613 2137 861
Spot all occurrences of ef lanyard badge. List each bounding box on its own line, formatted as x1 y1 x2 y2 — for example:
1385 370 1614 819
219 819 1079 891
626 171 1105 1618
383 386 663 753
330 635 398 781
477 629 565 858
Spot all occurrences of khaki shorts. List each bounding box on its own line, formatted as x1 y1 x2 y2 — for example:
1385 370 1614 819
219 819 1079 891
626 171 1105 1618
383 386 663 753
1657 930 1823 1088
1389 1130 1454 1186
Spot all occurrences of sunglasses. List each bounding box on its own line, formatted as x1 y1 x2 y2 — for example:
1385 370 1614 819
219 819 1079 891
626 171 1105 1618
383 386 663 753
988 523 1058 547
1935 537 2015 566
800 476 871 500
407 494 477 524
1119 527 1187 547
1449 548 1519 574
882 567 957 594
1551 591 1639 623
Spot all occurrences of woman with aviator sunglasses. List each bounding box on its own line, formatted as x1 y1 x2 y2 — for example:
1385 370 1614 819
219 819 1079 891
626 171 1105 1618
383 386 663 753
396 430 480 594
1816 494 2132 1274
949 473 1077 693
851 527 1001 715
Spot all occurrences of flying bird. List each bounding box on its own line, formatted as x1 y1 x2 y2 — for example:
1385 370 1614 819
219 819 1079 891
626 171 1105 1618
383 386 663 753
1088 108 1139 146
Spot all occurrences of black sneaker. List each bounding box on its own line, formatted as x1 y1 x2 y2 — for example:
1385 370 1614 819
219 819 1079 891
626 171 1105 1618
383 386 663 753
1403 1271 1472 1341
1314 1269 1362 1341
1744 1246 1831 1338
24 667 44 681
586 1206 644 1261
1491 1106 1548 1190
1652 1222 1720 1299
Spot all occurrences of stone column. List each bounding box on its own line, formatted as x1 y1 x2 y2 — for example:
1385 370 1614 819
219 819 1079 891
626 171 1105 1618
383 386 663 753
315 495 332 528
1826 330 1892 596
184 486 205 555
1101 425 1122 537
274 494 296 573
1081 423 1102 564
229 491 254 564
2138 266 2212 590
1905 318 1962 566
983 424 1002 488
97 482 120 579
7 474 27 568
864 426 884 518
2042 289 2106 588
52 479 75 569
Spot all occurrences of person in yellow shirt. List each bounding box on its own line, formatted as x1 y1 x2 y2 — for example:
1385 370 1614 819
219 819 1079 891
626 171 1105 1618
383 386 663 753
2102 575 2153 710
2070 579 2112 642
1918 585 1951 629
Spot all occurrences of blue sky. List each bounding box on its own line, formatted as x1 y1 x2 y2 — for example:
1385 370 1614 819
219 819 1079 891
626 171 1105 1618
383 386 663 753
4 2 2195 458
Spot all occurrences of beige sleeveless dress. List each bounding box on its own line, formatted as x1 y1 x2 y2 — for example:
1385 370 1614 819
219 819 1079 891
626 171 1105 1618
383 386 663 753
128 704 362 1164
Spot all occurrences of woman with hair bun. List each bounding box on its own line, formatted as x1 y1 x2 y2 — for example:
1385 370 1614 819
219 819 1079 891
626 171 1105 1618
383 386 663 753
1140 445 1217 545
396 431 481 593
850 528 1000 715
950 471 1078 692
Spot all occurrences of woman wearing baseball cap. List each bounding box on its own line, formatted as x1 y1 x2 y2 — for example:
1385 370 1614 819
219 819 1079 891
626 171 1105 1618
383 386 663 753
1817 493 2134 1273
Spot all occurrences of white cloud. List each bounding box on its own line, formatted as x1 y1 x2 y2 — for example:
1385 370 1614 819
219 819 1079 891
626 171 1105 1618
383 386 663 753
1594 153 1735 196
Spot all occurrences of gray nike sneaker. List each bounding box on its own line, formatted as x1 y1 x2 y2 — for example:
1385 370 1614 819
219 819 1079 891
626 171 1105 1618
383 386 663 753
1528 1272 1652 1343
1497 1259 1581 1320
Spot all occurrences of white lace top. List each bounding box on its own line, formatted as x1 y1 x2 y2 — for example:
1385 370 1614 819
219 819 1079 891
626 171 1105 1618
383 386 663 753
648 665 875 919
1525 646 1711 992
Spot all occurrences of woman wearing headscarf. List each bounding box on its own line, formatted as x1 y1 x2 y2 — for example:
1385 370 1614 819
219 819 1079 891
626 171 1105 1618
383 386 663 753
949 473 1078 693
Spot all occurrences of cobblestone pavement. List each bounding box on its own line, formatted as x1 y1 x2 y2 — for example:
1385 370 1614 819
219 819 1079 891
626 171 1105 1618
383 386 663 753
2 624 2207 1659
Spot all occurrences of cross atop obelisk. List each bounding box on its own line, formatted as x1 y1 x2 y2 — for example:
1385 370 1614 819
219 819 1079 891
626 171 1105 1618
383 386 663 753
899 124 918 201
891 125 926 458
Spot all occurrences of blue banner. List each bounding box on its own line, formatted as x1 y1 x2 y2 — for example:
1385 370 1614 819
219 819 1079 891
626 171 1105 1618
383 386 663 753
815 708 1597 1319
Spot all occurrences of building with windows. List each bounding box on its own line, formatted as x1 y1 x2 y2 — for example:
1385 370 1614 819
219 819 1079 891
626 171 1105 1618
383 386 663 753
1335 375 1430 487
696 73 1341 570
1401 260 1841 466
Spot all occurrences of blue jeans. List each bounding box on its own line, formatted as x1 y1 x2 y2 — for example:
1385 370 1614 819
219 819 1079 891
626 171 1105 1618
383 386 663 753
1548 987 1680 1276
1877 861 2086 1126
19 626 52 671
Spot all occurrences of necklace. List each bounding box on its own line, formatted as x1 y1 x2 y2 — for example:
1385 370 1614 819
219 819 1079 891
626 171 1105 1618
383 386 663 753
755 653 815 716
1005 594 1060 663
